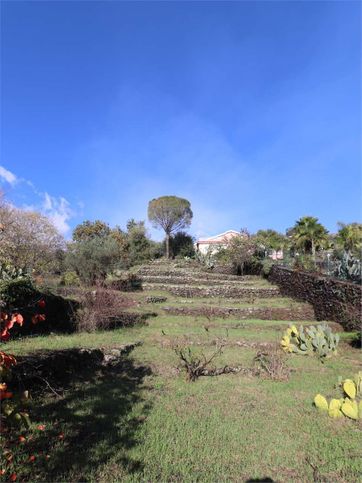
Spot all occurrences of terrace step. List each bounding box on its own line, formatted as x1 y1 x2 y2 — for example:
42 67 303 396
143 283 280 298
136 269 255 281
138 275 257 286
162 304 315 321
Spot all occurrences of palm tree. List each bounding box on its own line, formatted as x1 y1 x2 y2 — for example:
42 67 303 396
291 216 328 259
336 222 362 254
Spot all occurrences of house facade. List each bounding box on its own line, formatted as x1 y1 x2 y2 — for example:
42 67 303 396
195 230 242 254
269 249 284 260
195 230 284 260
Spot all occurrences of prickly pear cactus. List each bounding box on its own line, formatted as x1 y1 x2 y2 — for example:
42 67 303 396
0 263 28 283
281 323 339 360
314 372 362 420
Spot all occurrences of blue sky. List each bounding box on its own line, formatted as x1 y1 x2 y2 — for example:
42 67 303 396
1 1 361 239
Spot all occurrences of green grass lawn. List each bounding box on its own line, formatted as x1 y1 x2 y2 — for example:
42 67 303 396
2 285 361 482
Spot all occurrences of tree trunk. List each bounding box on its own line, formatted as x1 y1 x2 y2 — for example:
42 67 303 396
311 238 316 261
165 232 170 259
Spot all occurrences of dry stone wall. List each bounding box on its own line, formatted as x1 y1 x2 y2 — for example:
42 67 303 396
140 275 252 286
162 304 315 321
136 269 248 281
269 266 361 331
145 284 280 299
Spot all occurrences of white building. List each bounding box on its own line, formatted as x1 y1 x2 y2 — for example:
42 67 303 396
195 230 242 255
195 230 284 260
269 249 284 260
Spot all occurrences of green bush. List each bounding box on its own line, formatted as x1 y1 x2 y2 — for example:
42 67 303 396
169 232 195 258
65 236 120 284
293 254 317 272
60 270 81 287
260 258 275 277
0 278 35 308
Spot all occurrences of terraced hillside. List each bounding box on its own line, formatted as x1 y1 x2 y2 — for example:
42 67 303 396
5 260 361 482
134 259 316 321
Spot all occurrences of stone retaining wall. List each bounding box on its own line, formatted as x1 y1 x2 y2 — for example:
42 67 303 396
209 263 236 275
136 269 247 281
162 304 315 321
145 284 280 299
139 275 251 286
269 266 361 331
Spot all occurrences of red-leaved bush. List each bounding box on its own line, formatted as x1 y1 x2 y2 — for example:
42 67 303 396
0 299 46 420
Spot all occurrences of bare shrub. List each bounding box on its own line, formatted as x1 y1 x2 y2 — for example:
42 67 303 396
76 287 137 332
174 341 245 381
174 343 225 381
253 348 291 381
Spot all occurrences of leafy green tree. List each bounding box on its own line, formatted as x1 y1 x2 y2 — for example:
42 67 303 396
291 216 328 259
336 222 362 255
254 229 287 253
65 236 120 284
148 196 193 258
72 220 111 242
127 220 152 265
126 218 139 231
69 218 158 274
169 231 195 258
109 226 130 266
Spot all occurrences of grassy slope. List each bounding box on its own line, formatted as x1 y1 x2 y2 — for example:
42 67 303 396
130 289 312 309
2 278 362 482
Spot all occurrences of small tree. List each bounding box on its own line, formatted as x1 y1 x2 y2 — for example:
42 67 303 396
65 236 120 284
226 232 257 275
215 230 257 275
127 220 152 265
169 231 195 258
148 196 193 258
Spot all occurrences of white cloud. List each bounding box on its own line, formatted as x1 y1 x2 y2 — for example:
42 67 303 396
0 166 17 185
0 166 77 236
41 193 73 235
42 192 53 211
